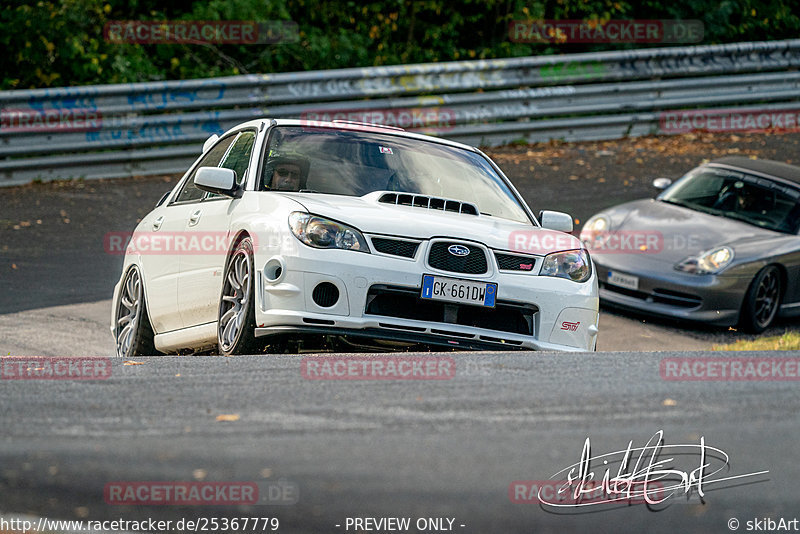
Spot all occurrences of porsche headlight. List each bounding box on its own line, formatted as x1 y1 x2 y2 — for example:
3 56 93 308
580 215 610 250
288 212 369 252
540 249 592 282
675 246 733 274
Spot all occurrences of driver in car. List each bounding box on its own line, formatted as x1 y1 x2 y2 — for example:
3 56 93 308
263 152 309 191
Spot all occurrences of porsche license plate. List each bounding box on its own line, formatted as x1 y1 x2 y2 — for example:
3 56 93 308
607 270 639 291
420 274 497 307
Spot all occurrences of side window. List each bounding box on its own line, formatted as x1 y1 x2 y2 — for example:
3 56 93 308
174 134 237 204
220 131 256 186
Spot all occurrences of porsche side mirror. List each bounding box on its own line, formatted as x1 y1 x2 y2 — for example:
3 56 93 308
653 177 672 189
539 210 574 233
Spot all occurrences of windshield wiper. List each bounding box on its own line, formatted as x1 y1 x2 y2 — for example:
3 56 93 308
661 198 693 209
298 189 322 193
662 198 720 216
718 210 773 229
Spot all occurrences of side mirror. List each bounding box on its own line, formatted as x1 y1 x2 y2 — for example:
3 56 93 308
195 167 238 197
539 210 574 233
202 134 219 154
652 177 672 190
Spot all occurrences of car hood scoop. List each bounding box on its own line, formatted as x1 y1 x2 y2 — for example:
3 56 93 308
375 192 479 216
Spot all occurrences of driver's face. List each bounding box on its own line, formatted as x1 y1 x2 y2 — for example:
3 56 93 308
272 163 301 191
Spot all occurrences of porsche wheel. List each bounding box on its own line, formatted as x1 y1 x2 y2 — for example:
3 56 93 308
218 237 259 355
114 265 156 357
740 265 782 334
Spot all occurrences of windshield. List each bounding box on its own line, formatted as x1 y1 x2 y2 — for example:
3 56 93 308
660 166 800 234
260 126 531 223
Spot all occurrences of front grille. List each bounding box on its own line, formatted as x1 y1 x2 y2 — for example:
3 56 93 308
652 288 703 308
428 242 488 274
494 252 537 272
371 237 420 258
365 285 535 336
601 283 702 309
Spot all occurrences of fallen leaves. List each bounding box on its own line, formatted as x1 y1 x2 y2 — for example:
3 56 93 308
123 360 144 366
215 414 240 422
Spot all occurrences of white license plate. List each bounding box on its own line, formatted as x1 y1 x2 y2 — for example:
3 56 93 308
607 270 639 291
420 275 497 307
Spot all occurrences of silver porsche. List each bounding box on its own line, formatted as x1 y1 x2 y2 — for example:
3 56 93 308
581 156 800 333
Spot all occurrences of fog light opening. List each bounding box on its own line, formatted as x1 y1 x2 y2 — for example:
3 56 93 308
312 282 340 308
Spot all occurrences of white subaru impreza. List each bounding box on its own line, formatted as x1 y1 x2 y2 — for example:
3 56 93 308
111 119 598 356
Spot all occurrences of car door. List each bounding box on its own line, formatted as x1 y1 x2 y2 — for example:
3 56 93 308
143 134 238 333
177 129 257 328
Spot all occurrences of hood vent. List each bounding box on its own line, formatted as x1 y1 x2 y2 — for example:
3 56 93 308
378 193 479 216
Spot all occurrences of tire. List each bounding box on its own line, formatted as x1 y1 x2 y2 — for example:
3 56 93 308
218 237 259 355
740 265 782 334
114 265 157 357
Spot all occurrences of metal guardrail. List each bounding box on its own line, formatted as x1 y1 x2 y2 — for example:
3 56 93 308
2 39 800 186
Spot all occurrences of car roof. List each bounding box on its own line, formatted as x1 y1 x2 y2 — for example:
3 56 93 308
229 118 480 153
708 156 800 185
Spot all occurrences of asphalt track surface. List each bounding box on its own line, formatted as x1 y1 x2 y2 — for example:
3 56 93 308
1 352 798 533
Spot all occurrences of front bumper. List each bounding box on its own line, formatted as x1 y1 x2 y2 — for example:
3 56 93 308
593 254 750 326
253 238 599 351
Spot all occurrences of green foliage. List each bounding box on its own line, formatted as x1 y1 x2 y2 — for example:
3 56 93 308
2 0 799 90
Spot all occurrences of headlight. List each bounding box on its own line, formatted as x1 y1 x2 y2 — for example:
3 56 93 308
580 215 610 250
540 249 592 282
675 246 734 274
288 212 370 252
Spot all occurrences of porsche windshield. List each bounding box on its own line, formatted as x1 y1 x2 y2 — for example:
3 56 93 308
260 126 531 223
660 167 800 234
